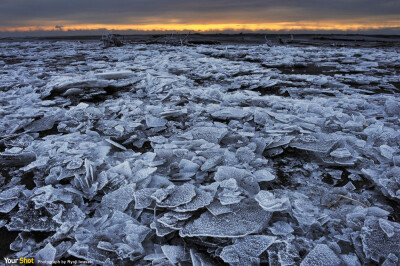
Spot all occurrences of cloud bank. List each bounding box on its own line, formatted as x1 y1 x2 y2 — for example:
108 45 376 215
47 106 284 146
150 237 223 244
1 0 399 35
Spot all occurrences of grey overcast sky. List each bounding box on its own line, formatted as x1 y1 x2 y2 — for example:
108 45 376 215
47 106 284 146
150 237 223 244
1 0 399 34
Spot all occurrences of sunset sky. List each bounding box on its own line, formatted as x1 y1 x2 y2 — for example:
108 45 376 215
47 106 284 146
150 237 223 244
1 0 400 36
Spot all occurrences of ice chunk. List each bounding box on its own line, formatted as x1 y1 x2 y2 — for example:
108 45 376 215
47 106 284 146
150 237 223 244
255 190 290 212
180 202 271 238
0 185 25 213
146 116 167 128
131 167 157 183
105 139 127 151
134 188 156 209
69 211 150 263
150 219 175 237
340 254 361 266
379 218 395 238
201 155 223 171
265 136 295 149
24 115 58 132
380 144 395 159
215 166 259 195
52 78 110 92
382 253 398 266
95 71 135 80
179 159 200 173
157 214 186 230
66 157 84 170
218 189 244 205
109 161 132 177
211 107 249 120
293 198 319 226
174 188 214 212
254 169 276 182
161 245 190 264
290 135 337 153
72 159 104 199
220 235 276 265
190 127 228 144
0 152 36 167
235 146 255 163
270 221 294 236
206 200 234 216
7 207 59 232
152 183 196 208
53 205 85 232
63 88 84 96
32 185 74 208
190 249 215 266
36 243 57 265
367 207 390 218
300 244 341 266
384 99 400 116
101 184 135 212
361 217 400 262
330 148 352 158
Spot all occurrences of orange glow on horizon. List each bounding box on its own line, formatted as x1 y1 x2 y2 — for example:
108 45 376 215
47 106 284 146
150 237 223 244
1 22 400 33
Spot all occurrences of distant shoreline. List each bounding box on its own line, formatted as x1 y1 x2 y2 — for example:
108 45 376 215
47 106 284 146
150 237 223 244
2 33 400 48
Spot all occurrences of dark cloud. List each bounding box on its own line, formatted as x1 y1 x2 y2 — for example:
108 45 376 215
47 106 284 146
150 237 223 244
0 0 399 28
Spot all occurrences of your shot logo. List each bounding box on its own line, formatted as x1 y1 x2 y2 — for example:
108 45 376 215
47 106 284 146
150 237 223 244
4 257 34 264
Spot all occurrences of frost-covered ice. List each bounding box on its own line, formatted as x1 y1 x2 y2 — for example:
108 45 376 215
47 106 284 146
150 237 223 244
0 40 400 265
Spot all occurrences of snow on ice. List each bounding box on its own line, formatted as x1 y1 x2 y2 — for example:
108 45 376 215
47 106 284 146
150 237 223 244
0 40 399 265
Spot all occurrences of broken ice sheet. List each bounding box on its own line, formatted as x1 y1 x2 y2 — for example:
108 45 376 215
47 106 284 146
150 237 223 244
330 147 352 159
290 134 337 153
269 221 294 236
178 159 200 173
157 214 186 230
300 244 342 266
218 189 244 205
3 39 400 265
255 190 290 212
52 205 85 234
69 211 151 263
214 166 260 196
95 71 136 80
201 155 223 171
189 126 228 144
31 185 74 209
235 146 255 163
361 217 400 262
7 206 59 232
161 245 190 264
152 183 196 208
173 188 214 212
180 202 271 238
219 235 276 265
292 197 320 226
0 185 25 213
0 152 37 167
211 107 250 120
253 169 276 182
134 188 156 209
190 249 215 266
380 144 395 159
130 167 157 183
145 115 167 128
150 218 176 237
35 243 57 265
101 184 135 212
105 138 127 151
206 200 234 216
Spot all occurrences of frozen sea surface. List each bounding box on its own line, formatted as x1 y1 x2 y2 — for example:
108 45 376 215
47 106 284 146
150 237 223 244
0 40 400 265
